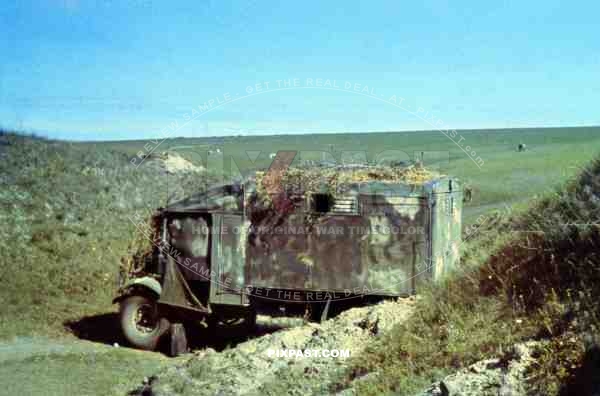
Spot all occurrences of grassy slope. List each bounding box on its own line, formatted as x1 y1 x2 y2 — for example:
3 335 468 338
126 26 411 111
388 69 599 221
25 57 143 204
0 133 179 395
1 134 160 337
0 132 221 338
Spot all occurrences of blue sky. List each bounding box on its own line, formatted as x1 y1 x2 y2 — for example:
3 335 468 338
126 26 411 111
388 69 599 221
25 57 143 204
0 0 598 140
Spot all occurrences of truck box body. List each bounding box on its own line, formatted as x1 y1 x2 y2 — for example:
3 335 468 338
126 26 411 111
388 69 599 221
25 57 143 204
162 175 463 304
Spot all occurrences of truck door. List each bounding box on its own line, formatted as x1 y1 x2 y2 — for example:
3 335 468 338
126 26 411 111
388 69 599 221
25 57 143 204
161 214 212 308
210 214 248 305
167 215 211 282
360 194 430 296
431 182 463 279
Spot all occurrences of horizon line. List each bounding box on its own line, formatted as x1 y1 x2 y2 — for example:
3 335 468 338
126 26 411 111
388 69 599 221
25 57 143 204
1 124 599 143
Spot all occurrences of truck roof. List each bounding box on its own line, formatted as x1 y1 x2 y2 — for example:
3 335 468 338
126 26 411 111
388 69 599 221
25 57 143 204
163 165 461 214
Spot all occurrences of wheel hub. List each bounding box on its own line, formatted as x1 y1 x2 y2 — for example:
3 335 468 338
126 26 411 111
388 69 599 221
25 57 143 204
134 304 158 333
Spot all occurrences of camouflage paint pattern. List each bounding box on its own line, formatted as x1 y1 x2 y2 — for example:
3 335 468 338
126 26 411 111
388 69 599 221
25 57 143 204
245 190 434 296
159 177 462 302
357 194 430 295
215 214 247 292
430 179 463 280
167 216 210 281
246 180 462 295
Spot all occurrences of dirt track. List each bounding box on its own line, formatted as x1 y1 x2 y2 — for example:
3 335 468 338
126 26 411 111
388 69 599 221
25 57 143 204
0 298 416 395
0 334 169 396
0 336 110 362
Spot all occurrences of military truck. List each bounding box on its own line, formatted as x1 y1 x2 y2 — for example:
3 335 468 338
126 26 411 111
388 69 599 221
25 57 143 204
114 166 463 355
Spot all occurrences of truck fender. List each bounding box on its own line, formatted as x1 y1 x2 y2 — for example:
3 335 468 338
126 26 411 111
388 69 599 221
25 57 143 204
112 277 162 304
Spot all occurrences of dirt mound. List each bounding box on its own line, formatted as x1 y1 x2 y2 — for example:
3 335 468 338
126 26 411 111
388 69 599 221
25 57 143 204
419 342 541 396
145 152 205 174
131 298 416 395
162 154 204 174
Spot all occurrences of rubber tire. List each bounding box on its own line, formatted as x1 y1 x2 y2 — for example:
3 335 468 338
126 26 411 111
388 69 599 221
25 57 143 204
169 323 188 357
309 303 325 322
244 310 257 332
206 310 256 332
119 295 167 351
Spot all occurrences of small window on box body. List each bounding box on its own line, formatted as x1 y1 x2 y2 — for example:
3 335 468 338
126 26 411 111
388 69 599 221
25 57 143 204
313 193 333 213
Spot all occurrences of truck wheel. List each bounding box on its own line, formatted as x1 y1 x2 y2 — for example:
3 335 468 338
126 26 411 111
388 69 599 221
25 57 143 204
169 323 188 357
308 303 324 322
120 294 168 351
244 310 257 332
207 310 256 332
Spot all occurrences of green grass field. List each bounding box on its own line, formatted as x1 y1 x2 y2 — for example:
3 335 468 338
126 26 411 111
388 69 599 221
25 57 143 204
2 126 600 395
94 126 600 224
